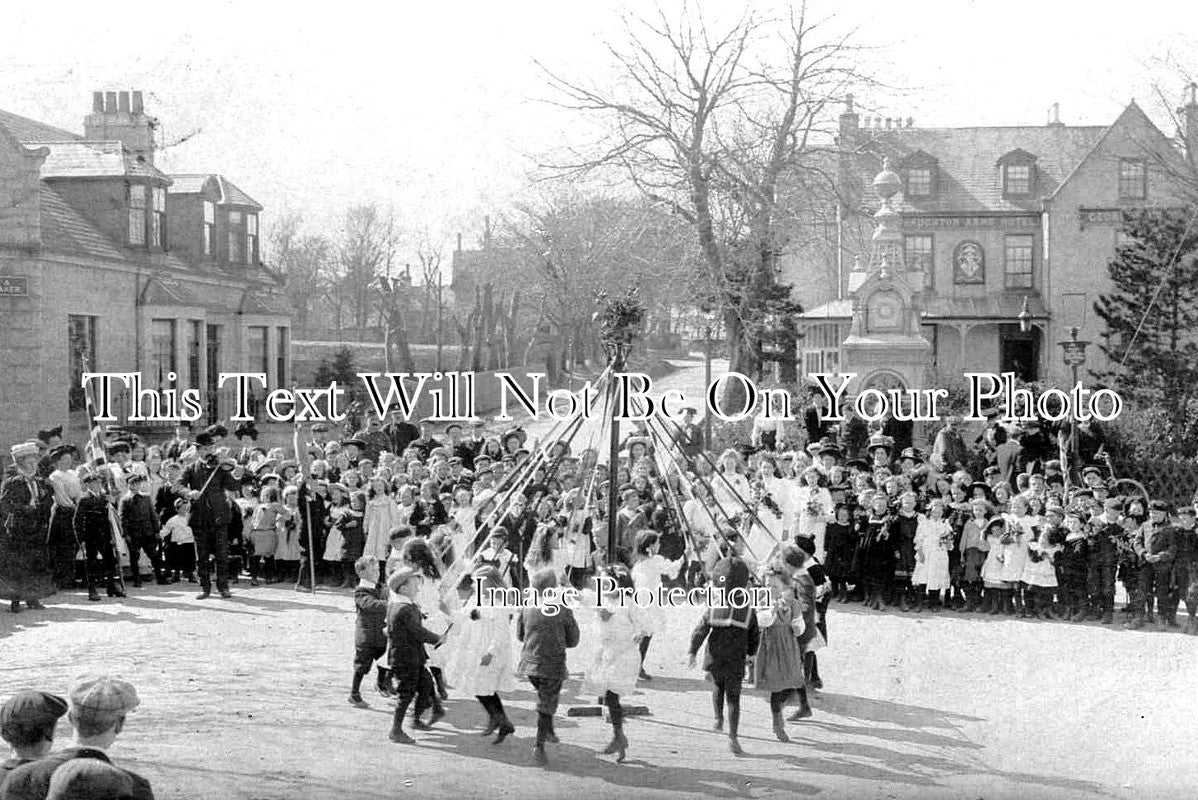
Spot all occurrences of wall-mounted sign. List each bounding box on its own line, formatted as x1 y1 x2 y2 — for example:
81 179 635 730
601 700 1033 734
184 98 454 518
903 215 1037 230
0 276 28 297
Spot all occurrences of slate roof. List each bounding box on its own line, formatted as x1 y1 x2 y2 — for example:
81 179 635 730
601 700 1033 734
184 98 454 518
0 108 80 143
38 185 126 260
37 140 170 181
852 124 1108 214
165 174 216 194
170 173 261 209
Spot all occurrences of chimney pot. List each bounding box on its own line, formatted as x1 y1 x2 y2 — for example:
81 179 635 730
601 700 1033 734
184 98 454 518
1187 82 1197 106
131 91 144 115
92 92 104 112
844 93 855 113
105 92 118 113
885 117 893 129
118 91 130 113
457 233 463 251
906 117 913 128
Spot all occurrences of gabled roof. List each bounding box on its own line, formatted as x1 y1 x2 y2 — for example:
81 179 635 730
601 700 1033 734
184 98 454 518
169 173 262 209
0 108 80 143
37 140 170 181
854 124 1107 213
217 176 261 210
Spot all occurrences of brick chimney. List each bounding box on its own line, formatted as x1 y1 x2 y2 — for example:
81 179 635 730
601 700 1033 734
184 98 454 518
84 90 158 164
1180 83 1198 165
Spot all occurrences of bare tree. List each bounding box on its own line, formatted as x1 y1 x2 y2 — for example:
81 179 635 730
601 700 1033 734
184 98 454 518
339 204 397 330
539 1 871 396
267 213 334 331
499 192 692 378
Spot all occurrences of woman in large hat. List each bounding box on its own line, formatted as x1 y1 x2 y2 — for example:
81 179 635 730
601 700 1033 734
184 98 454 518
0 442 57 612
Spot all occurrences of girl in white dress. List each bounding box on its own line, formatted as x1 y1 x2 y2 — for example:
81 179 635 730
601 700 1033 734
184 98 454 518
711 449 752 527
791 467 834 560
402 537 452 715
630 530 683 681
363 477 400 563
445 566 517 736
1002 495 1036 617
1022 504 1064 619
581 565 652 762
913 499 953 610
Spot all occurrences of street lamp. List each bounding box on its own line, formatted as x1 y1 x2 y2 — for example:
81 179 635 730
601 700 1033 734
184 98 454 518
1017 295 1033 334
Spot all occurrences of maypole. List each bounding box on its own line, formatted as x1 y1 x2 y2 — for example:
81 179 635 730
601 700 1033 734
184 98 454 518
593 288 644 565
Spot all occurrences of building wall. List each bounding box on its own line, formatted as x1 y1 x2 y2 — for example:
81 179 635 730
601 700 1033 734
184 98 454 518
0 136 44 248
1044 108 1190 385
903 217 1042 296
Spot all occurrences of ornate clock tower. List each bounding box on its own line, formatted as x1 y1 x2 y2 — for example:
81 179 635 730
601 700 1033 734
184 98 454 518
839 158 931 396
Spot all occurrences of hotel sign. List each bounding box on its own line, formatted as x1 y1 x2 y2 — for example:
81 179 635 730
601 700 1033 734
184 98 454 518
901 216 1037 229
0 276 28 297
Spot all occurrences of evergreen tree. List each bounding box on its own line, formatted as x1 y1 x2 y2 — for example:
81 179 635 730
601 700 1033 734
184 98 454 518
311 347 358 390
1094 207 1198 450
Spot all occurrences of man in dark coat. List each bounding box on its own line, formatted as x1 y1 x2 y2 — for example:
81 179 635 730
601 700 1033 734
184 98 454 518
0 442 56 613
180 432 243 599
0 675 153 800
382 412 420 459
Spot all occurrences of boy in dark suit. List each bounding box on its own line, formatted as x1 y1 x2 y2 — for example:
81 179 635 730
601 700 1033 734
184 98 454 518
118 473 165 588
73 470 122 602
385 567 444 744
350 557 391 707
516 568 580 765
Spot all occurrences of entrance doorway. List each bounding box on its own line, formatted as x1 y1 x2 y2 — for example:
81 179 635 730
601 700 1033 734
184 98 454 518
999 324 1040 382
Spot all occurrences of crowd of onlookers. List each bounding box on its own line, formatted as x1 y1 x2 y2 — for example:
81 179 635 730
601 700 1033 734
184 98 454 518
1 675 151 800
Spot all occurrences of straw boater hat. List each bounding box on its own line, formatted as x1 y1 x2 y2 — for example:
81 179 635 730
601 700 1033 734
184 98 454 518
867 434 894 455
10 441 39 461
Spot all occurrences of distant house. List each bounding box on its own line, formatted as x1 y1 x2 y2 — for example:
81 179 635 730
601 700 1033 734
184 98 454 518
788 92 1198 388
0 90 291 446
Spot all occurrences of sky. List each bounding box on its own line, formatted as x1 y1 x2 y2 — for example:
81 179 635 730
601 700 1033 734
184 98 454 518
1 0 1196 266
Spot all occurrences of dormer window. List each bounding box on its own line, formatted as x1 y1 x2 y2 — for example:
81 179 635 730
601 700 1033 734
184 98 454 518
900 150 937 199
150 187 166 249
203 201 216 257
128 185 146 246
998 149 1037 198
228 211 244 263
246 214 259 265
1004 164 1031 195
906 168 932 197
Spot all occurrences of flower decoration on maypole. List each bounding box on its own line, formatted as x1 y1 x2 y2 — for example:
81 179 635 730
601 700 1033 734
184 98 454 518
593 286 646 369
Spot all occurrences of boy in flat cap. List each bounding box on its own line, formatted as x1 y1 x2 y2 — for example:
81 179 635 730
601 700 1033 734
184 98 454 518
73 470 122 602
1130 500 1177 630
117 474 165 589
385 567 445 744
1 691 67 779
1084 498 1123 624
0 675 152 800
1173 503 1198 635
